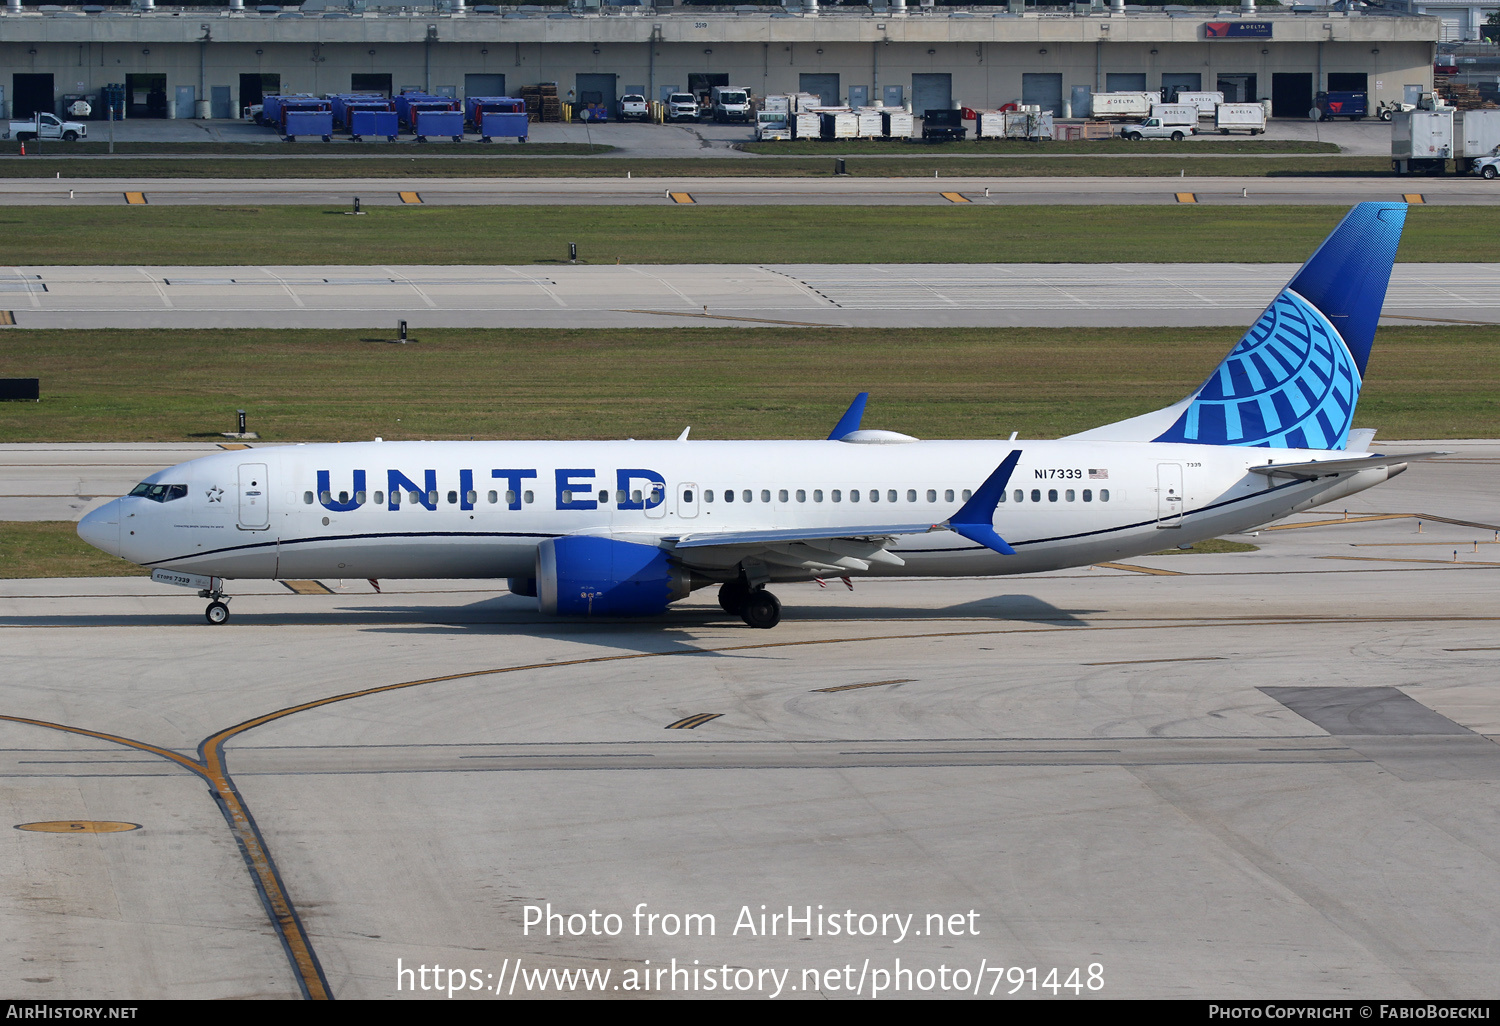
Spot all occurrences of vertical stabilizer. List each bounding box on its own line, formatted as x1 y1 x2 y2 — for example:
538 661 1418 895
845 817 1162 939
1066 203 1407 450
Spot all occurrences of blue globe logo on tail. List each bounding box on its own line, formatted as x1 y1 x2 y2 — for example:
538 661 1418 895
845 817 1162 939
1154 289 1360 449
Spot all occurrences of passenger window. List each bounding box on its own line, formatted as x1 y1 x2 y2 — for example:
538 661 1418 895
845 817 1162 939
488 490 498 504
356 491 366 504
320 490 332 504
927 489 936 503
868 490 877 503
796 489 806 503
338 491 349 504
725 490 735 503
466 490 477 504
1101 489 1110 502
761 489 770 503
1083 489 1092 502
851 490 861 503
374 491 384 505
650 486 663 503
448 491 459 505
888 490 897 503
408 491 420 504
1031 489 1041 502
945 489 954 502
962 489 972 501
523 490 534 504
1013 489 1023 503
617 489 627 503
742 489 752 503
1066 489 1075 502
303 491 314 505
997 489 1007 503
906 489 916 502
1048 489 1058 502
598 490 609 503
705 490 714 503
428 491 438 505
561 490 573 504
685 489 695 503
505 490 517 505
814 489 824 502
778 489 788 503
832 489 842 502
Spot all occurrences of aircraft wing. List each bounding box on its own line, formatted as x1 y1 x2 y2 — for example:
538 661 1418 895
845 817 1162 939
1248 451 1450 480
655 450 1025 573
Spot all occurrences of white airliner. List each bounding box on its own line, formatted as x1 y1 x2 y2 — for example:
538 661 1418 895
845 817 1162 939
78 202 1439 628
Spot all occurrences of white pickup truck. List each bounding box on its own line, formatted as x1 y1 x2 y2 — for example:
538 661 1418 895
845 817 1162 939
1120 117 1193 142
5 112 88 142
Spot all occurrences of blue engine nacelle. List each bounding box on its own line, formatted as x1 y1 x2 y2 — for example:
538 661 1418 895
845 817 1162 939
536 536 691 617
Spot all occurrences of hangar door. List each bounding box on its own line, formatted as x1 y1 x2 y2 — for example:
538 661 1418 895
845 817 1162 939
575 73 617 112
1106 73 1147 93
1021 73 1063 115
12 74 53 118
1271 73 1313 118
912 73 953 116
799 74 840 108
1161 73 1202 101
465 74 506 98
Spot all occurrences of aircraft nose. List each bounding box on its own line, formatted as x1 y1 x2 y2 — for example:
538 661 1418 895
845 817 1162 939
77 499 122 557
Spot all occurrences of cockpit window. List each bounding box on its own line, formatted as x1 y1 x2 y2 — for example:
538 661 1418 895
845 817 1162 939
129 483 187 503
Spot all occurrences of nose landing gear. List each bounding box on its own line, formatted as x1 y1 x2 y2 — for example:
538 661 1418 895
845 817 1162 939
199 587 232 625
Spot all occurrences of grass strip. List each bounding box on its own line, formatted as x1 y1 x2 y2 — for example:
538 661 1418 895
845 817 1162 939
740 138 1343 156
0 155 1396 179
0 325 1494 444
0 521 142 578
0 205 1490 265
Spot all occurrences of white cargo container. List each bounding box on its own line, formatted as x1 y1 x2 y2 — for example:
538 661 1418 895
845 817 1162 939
1458 109 1500 170
977 110 1007 138
855 108 886 138
1150 104 1199 128
1392 109 1455 174
1089 92 1162 118
1214 103 1267 135
762 94 792 114
793 92 824 114
794 111 822 139
1175 91 1224 118
882 110 915 139
820 111 858 140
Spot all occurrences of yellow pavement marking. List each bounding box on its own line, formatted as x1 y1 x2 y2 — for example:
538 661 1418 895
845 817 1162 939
124 191 147 205
666 713 722 729
811 678 914 693
1320 556 1500 567
1175 192 1198 203
217 442 251 451
1267 512 1500 532
940 191 970 203
1084 656 1223 666
16 821 141 833
669 192 695 204
281 580 334 595
616 308 835 328
398 191 423 204
1402 193 1425 204
1094 562 1186 576
0 311 14 326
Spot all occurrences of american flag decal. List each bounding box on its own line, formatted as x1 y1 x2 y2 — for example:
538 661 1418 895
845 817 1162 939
1089 469 1109 479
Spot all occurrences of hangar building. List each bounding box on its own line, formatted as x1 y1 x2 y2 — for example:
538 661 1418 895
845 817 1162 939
0 2 1439 122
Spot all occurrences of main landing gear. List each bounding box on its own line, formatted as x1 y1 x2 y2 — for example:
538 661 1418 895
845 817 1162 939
717 580 782 629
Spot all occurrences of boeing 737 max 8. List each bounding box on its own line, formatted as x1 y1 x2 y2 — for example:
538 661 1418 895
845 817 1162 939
77 202 1441 628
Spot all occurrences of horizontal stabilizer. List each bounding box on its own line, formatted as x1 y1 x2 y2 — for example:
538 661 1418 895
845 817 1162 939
1248 451 1449 480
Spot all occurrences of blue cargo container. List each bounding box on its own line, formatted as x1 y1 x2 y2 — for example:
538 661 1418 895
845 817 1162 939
464 95 526 129
349 110 399 142
331 93 391 128
415 109 465 142
1313 91 1368 121
396 93 458 130
480 111 529 143
283 110 334 141
259 93 315 127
